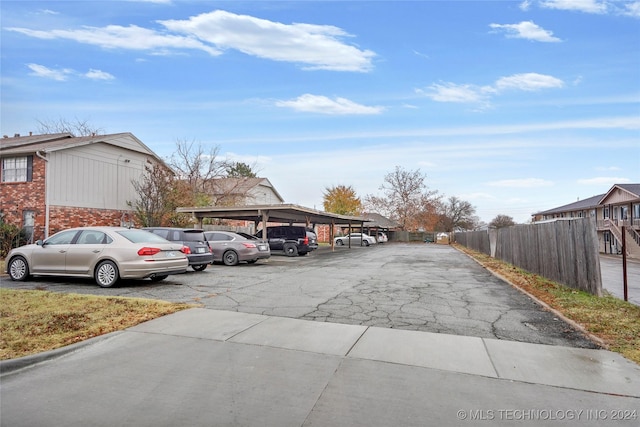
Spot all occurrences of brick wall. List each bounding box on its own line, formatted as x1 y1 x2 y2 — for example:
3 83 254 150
1 154 135 240
0 154 46 238
46 206 131 238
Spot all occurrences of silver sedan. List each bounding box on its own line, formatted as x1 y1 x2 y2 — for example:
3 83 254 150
205 231 271 266
334 233 377 246
5 227 189 288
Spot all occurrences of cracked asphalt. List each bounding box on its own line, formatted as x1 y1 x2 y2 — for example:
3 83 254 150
2 243 599 348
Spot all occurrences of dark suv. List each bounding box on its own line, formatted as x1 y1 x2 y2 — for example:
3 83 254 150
256 226 318 257
144 227 213 271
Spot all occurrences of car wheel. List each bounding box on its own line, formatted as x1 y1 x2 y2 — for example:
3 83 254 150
336 239 344 246
283 243 298 257
363 240 370 247
192 264 208 271
223 251 239 266
95 260 119 288
8 256 30 281
150 275 168 282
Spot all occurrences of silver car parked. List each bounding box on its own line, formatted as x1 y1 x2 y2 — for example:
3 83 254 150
5 227 189 288
204 231 271 266
334 232 377 246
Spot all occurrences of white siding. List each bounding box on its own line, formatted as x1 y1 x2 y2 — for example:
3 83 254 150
48 143 147 210
247 184 283 204
601 187 637 205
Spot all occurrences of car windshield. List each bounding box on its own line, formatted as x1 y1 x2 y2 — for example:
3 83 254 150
118 229 172 244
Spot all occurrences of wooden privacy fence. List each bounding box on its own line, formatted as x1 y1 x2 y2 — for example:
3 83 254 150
455 218 602 296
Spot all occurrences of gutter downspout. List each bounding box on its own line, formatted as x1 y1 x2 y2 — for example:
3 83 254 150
35 151 49 238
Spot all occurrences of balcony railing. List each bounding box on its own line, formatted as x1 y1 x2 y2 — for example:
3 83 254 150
597 218 640 229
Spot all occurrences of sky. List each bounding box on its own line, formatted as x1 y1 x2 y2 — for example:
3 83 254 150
1 0 639 224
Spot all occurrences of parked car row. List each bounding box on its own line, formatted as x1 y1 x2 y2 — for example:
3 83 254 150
5 225 383 288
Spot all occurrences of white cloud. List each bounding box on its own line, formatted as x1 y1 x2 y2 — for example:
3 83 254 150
85 69 115 80
494 73 564 92
489 21 561 42
9 10 375 72
418 82 490 104
540 0 608 14
8 25 220 56
420 73 564 105
488 178 554 188
159 10 375 71
520 1 533 11
595 166 621 172
577 177 631 185
26 63 116 82
275 94 384 115
623 1 640 17
26 63 73 81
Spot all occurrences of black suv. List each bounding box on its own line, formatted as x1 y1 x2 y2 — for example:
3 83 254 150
256 226 318 257
144 227 213 271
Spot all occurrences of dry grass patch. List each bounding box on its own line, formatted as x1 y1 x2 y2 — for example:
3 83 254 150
1 288 192 360
454 244 640 364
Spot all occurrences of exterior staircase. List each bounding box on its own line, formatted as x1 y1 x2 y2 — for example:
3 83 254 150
609 220 640 259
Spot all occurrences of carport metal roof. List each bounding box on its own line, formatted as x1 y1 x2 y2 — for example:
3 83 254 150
176 204 370 227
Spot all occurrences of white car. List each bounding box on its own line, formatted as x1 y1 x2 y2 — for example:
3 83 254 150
334 233 377 246
377 232 388 243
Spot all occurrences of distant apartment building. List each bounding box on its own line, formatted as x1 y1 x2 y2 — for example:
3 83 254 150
532 184 640 258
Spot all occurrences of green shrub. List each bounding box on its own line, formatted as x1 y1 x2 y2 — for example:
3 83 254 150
0 217 28 258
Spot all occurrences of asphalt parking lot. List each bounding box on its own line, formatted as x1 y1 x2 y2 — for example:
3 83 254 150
2 243 600 348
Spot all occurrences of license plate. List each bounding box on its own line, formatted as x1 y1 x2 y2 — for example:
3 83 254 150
258 244 267 251
166 251 176 257
197 247 206 253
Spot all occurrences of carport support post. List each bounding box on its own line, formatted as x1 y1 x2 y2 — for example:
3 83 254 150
260 210 269 241
331 220 335 250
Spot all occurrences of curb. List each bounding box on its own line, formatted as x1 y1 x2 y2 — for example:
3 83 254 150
453 246 609 350
0 331 123 377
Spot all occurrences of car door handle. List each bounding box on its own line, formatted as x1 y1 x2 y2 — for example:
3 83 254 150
58 250 67 253
92 250 101 253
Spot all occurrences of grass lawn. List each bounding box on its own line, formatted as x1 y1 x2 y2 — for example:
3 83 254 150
454 244 640 365
1 288 191 360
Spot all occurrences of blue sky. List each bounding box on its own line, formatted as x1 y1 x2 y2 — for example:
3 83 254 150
2 0 639 224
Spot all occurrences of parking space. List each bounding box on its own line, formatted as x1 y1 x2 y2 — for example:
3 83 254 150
2 243 602 348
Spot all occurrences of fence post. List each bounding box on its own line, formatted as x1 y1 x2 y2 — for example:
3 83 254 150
623 226 628 302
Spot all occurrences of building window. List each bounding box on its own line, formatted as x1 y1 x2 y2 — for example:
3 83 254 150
1 156 33 182
604 206 610 219
23 210 35 243
634 204 640 220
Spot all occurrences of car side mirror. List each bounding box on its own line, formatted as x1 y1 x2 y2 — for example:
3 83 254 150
36 240 44 246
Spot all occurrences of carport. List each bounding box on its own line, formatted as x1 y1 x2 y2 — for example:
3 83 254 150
176 204 371 248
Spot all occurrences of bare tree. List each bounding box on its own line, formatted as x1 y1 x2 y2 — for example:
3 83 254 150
364 166 439 231
489 214 516 229
128 161 194 227
168 139 229 203
36 117 104 136
436 196 477 232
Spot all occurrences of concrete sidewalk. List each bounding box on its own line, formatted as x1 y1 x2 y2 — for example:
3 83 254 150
2 308 639 426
